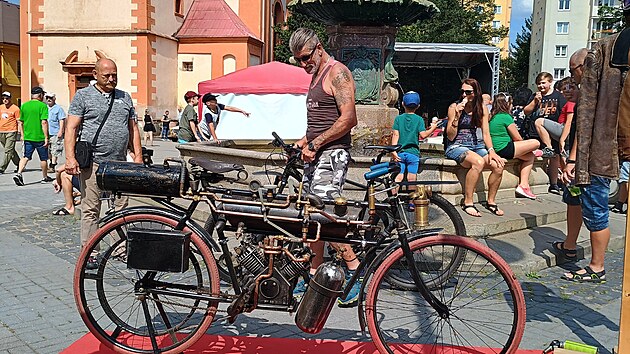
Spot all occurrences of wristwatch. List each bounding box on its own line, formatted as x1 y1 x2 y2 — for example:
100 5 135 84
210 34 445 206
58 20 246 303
307 141 316 152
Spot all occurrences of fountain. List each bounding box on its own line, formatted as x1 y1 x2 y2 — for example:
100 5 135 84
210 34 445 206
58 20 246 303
288 0 439 154
177 0 551 203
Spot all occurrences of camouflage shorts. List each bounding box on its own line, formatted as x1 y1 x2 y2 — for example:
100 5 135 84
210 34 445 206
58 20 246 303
302 148 350 199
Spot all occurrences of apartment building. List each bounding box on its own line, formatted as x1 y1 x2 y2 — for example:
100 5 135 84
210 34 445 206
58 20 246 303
492 0 512 58
529 0 620 87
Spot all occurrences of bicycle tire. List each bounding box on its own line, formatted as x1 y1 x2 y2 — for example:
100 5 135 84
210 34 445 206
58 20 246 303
74 213 220 354
365 235 526 354
385 193 467 290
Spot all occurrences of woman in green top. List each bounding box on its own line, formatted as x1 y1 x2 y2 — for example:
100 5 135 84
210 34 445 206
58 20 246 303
489 93 541 200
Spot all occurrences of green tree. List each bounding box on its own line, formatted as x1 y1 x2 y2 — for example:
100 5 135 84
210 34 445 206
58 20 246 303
273 12 327 63
396 0 508 44
499 15 531 92
597 5 625 34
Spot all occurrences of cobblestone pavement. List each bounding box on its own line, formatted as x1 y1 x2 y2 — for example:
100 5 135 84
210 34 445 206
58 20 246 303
0 141 625 353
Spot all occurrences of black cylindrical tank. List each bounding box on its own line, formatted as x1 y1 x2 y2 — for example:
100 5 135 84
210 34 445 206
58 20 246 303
96 161 186 197
294 262 345 334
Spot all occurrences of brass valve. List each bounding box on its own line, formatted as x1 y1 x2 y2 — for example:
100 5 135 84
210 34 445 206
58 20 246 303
410 185 431 228
334 196 348 216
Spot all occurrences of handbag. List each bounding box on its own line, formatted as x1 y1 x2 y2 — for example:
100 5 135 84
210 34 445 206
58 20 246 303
75 91 115 169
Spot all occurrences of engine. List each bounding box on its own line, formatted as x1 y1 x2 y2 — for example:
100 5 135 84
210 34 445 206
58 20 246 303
234 233 311 308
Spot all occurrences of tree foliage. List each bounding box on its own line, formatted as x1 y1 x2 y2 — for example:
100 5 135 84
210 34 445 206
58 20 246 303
598 5 625 34
273 0 508 62
396 0 508 44
499 15 531 92
273 12 327 63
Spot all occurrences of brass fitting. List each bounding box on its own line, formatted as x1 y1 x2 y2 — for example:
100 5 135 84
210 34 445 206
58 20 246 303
410 185 431 228
334 196 348 216
368 185 376 215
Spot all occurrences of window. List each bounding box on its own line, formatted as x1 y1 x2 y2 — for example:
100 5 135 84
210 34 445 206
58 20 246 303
555 45 568 57
494 5 502 14
598 0 616 6
174 0 183 15
559 0 570 10
557 22 569 34
492 20 501 29
554 68 566 79
182 61 193 71
491 36 501 44
16 60 21 77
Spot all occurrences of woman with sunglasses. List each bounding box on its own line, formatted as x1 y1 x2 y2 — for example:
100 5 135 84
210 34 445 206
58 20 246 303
445 78 505 217
489 93 540 200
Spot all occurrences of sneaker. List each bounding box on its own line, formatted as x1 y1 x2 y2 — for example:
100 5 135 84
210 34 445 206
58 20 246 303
541 147 555 158
293 278 308 298
13 174 24 186
548 184 561 195
338 270 362 307
49 163 56 170
41 176 54 183
86 255 100 270
515 185 537 200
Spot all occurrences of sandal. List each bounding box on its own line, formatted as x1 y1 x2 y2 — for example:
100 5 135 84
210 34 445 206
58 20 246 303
483 203 504 216
551 241 577 261
52 207 71 216
461 203 481 217
561 266 606 283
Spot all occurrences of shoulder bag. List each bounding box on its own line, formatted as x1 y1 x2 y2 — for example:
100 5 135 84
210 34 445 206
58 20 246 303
75 91 115 169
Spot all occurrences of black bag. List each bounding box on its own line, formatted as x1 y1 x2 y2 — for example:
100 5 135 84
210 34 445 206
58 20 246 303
75 91 115 169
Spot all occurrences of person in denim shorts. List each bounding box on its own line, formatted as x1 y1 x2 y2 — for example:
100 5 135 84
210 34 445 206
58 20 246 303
444 78 505 217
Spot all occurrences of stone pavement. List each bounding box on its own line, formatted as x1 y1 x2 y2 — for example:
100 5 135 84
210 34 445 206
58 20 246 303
0 140 625 353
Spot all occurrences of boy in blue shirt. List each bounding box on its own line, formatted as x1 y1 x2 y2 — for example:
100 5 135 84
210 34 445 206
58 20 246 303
391 91 438 210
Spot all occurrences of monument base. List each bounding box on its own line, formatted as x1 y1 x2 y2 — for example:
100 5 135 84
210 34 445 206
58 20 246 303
351 105 398 156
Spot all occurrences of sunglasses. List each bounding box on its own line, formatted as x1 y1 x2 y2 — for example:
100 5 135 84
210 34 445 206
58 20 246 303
294 45 318 64
569 64 583 75
460 89 474 95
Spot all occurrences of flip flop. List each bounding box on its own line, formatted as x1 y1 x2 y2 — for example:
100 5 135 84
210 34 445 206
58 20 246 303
461 203 481 217
561 266 606 283
484 203 504 216
53 208 71 216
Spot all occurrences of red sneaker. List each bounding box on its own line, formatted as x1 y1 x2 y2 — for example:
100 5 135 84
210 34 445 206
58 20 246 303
515 185 537 200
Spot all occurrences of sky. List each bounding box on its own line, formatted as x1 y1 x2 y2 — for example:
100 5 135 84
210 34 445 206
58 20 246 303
509 0 534 47
5 0 532 48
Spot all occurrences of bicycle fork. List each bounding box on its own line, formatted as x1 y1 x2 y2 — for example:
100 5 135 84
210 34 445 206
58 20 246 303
398 235 450 319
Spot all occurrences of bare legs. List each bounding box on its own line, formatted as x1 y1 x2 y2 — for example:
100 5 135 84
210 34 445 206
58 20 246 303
513 139 540 189
459 151 504 216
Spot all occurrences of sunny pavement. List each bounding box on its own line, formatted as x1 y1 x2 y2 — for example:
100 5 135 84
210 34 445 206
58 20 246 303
0 139 625 353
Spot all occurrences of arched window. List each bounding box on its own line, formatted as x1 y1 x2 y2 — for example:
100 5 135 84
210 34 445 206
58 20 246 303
223 55 236 75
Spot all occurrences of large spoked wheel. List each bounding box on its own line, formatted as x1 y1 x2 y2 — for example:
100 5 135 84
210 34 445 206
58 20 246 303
74 213 220 354
386 193 468 290
366 235 526 354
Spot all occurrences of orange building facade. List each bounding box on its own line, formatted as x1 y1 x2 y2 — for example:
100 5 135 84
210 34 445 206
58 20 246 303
19 0 287 114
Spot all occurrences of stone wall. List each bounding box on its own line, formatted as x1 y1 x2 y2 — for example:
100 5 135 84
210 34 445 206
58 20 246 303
177 143 552 203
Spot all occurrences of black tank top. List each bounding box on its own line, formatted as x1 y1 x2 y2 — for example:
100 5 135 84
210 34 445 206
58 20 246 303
305 60 352 151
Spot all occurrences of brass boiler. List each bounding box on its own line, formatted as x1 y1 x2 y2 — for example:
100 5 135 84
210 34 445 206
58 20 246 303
410 185 431 228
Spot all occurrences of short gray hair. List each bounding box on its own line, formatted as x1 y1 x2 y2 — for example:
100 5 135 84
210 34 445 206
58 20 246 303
289 28 319 54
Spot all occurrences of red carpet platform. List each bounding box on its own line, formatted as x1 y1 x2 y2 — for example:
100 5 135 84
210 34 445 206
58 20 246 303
62 333 542 353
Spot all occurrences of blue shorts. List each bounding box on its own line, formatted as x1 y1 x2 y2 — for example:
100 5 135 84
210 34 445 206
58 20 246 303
444 142 488 164
24 141 48 161
398 152 420 175
620 160 629 183
579 176 611 232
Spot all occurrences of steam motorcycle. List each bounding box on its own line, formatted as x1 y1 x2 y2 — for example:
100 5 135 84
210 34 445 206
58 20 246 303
73 135 526 354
